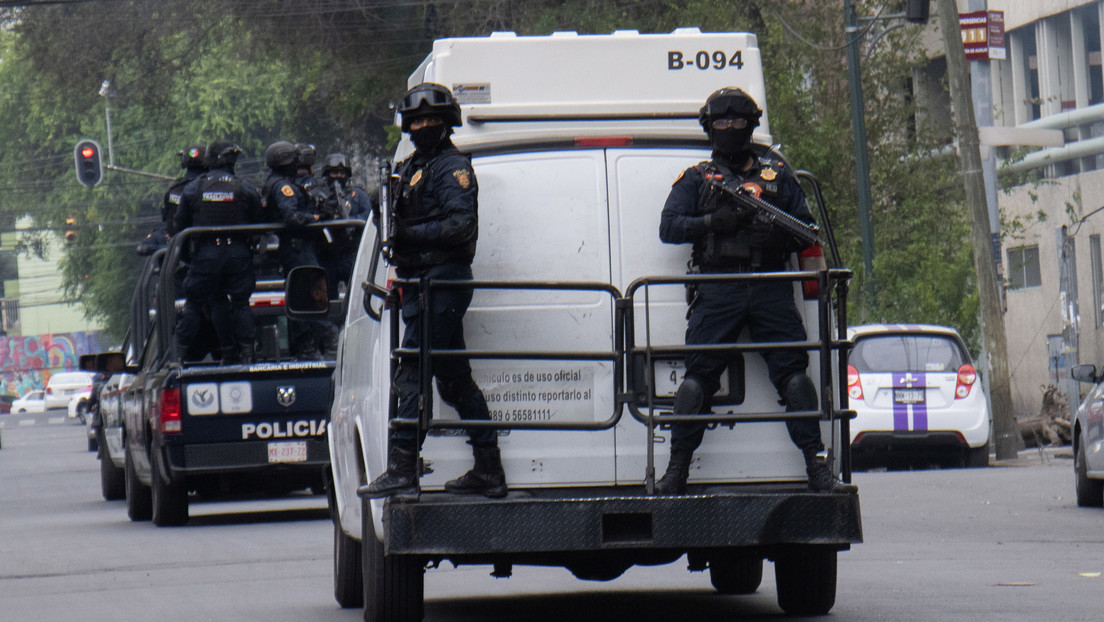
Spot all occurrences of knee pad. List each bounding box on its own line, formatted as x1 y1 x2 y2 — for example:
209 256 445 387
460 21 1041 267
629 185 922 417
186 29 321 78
437 375 479 406
781 374 818 412
673 376 706 415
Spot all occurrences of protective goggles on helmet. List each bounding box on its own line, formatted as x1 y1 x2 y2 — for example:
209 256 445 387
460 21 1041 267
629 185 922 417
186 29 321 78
398 87 453 113
711 117 750 131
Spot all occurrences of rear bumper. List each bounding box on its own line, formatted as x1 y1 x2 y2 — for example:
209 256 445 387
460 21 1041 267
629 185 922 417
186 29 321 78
371 485 862 556
165 439 330 474
852 430 974 454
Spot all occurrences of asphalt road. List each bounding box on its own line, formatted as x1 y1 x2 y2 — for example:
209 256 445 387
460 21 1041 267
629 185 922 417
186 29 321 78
1 417 1101 621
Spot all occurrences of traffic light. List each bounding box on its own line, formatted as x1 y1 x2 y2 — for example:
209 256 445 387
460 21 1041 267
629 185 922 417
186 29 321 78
65 215 77 243
905 0 930 24
74 139 104 187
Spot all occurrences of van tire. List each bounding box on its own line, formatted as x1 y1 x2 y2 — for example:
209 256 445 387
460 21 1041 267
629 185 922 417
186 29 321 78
151 450 189 526
362 500 423 622
100 432 125 501
710 553 763 594
1076 434 1104 507
125 446 152 521
775 546 836 616
334 516 363 607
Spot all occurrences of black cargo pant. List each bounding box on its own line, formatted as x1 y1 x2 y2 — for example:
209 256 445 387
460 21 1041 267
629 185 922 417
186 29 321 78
176 239 255 355
670 277 821 453
391 262 496 452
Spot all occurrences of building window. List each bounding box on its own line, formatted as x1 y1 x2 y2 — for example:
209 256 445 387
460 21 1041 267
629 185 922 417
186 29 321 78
1093 235 1104 326
1007 245 1042 289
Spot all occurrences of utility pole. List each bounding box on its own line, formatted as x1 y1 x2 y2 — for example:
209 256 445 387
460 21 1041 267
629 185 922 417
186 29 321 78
843 0 877 307
937 0 1018 460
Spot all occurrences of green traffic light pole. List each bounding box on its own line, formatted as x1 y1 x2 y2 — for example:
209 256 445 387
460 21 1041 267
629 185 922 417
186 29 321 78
844 0 877 307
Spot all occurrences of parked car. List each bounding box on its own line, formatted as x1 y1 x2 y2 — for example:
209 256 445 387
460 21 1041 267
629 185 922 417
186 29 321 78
12 390 47 414
1069 364 1104 507
846 324 991 468
45 371 94 412
0 393 16 414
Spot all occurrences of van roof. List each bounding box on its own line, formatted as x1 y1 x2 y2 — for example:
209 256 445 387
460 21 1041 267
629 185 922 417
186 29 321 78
405 28 771 151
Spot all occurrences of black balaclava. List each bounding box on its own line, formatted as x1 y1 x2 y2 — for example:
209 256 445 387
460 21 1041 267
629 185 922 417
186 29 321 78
710 118 755 162
411 122 448 153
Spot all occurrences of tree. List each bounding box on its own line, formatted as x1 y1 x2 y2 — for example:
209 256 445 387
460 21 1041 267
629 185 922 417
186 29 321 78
0 0 981 349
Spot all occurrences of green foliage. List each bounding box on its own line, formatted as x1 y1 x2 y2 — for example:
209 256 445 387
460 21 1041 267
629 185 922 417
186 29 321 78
0 0 981 347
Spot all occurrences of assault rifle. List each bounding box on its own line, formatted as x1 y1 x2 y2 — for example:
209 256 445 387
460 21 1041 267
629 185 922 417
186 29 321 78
706 172 820 248
331 180 352 220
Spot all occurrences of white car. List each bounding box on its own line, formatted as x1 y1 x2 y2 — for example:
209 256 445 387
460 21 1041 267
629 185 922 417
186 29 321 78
45 371 94 412
846 324 991 468
12 390 47 414
1070 364 1104 507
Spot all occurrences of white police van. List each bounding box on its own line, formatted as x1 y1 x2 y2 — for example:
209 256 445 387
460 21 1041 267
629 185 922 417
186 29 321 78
322 29 860 620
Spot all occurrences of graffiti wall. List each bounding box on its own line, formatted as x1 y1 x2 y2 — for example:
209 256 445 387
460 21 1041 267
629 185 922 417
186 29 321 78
0 331 105 397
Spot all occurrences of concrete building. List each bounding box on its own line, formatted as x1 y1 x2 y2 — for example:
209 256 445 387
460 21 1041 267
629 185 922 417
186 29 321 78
917 0 1104 422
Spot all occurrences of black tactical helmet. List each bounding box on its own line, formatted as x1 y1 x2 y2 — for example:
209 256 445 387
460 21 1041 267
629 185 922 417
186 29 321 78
322 153 351 177
178 144 206 170
265 141 298 169
206 140 242 169
698 87 762 133
398 82 462 131
296 143 317 168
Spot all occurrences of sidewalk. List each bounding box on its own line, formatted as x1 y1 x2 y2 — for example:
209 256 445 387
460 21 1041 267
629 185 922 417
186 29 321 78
990 444 1072 467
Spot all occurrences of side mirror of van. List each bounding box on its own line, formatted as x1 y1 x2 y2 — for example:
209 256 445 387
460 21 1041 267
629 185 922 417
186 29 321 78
1072 364 1100 384
286 266 331 318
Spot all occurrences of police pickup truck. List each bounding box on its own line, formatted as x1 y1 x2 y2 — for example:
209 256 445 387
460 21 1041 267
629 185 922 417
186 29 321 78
320 29 860 619
86 220 362 526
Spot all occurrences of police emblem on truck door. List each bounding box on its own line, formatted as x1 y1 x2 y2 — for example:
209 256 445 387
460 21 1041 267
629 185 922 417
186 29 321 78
276 386 296 408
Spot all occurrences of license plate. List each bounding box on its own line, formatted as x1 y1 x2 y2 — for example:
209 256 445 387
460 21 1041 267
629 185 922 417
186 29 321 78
653 360 729 399
268 441 307 463
893 388 925 404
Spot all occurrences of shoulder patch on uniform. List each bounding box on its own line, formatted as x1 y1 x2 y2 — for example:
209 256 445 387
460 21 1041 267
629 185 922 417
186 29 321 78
452 168 471 189
280 184 295 197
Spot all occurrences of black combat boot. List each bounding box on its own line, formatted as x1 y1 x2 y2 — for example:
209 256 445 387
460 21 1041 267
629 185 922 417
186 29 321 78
238 342 255 365
360 446 418 498
444 445 507 498
803 446 858 494
654 448 694 495
220 346 240 365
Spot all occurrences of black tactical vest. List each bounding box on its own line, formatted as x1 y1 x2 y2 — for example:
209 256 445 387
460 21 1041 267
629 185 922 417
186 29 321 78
192 173 251 226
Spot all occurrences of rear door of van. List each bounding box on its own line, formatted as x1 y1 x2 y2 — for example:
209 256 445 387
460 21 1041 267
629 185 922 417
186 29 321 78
419 148 620 489
606 147 812 485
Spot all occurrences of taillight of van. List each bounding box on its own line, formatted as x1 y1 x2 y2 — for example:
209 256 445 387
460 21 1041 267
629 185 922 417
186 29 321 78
573 136 633 147
799 245 826 299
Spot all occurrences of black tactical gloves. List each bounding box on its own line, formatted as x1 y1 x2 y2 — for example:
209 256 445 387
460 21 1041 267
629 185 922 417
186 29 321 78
705 204 753 234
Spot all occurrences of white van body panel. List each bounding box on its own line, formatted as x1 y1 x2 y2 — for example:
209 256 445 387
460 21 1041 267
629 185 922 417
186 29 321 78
328 29 849 554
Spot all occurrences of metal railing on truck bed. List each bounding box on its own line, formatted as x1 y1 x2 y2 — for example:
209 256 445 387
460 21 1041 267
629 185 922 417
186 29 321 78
376 267 856 494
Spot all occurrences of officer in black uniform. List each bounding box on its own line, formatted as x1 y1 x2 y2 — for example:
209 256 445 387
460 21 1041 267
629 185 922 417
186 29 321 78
263 140 326 359
138 145 207 255
174 141 264 365
165 145 208 236
657 88 856 495
316 152 372 298
363 82 506 499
